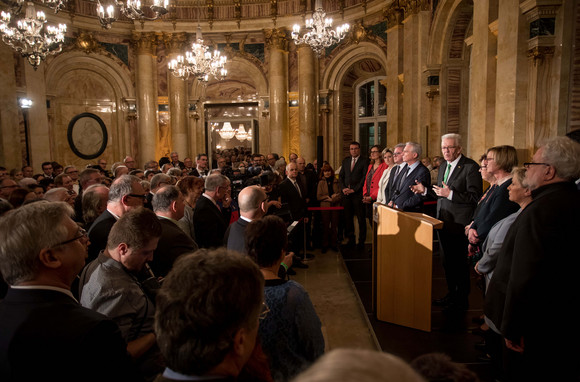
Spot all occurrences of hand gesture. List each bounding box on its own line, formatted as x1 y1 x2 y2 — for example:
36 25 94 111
432 182 451 198
410 180 425 194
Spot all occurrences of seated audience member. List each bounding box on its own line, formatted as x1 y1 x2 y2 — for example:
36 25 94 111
80 208 164 381
151 185 198 277
9 168 23 182
54 173 76 194
411 353 478 382
175 176 205 241
28 183 45 199
154 249 266 381
0 201 141 381
246 215 324 381
82 184 110 229
293 349 424 382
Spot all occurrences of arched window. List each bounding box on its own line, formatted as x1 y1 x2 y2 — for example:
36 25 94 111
356 77 386 155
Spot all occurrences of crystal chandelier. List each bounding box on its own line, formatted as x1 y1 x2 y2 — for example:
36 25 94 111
291 0 349 57
0 1 67 69
96 0 168 29
218 122 236 141
235 124 248 141
168 24 227 82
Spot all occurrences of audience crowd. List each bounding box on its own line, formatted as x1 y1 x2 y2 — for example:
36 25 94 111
1 131 579 381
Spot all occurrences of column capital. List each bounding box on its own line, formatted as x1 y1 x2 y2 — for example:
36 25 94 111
400 0 431 19
384 3 404 30
132 32 158 55
162 32 188 55
264 27 289 52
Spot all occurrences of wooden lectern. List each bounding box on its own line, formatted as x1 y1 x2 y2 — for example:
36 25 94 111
372 204 443 332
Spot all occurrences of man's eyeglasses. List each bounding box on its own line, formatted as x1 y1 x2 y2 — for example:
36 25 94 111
128 193 147 199
441 146 457 151
524 162 550 169
52 228 87 248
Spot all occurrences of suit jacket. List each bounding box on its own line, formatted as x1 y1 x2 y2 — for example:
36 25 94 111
317 178 342 207
225 217 249 254
0 288 141 381
278 178 307 221
151 217 198 277
193 195 231 249
338 156 369 196
87 209 117 263
434 155 482 234
389 162 431 212
484 182 580 360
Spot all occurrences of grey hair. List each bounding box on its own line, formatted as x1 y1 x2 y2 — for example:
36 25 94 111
441 133 462 148
152 185 180 212
151 173 172 190
540 136 580 181
167 168 182 177
108 175 140 203
44 187 68 202
82 184 109 226
292 349 425 382
394 143 406 151
405 142 422 159
0 201 72 285
204 174 229 192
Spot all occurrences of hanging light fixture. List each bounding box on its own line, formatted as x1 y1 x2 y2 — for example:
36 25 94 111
95 0 168 29
0 1 67 70
218 122 236 141
167 1 226 82
235 124 248 141
291 0 349 57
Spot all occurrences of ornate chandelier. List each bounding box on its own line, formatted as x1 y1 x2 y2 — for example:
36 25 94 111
291 0 349 57
0 1 67 69
235 124 248 141
168 25 227 82
218 122 236 141
95 0 168 29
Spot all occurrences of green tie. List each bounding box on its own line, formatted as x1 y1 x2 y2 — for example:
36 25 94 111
443 163 452 183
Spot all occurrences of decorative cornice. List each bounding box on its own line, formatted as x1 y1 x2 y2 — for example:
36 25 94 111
271 0 278 26
74 31 103 55
264 27 288 52
527 45 555 65
400 0 431 19
131 32 159 55
384 2 404 30
206 0 214 30
162 32 188 54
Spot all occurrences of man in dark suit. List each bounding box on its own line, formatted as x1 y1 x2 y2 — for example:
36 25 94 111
225 185 267 253
412 133 482 310
193 174 232 249
387 142 431 212
169 151 186 170
145 173 171 210
152 185 197 277
87 175 147 263
0 201 141 381
339 141 370 247
484 137 580 380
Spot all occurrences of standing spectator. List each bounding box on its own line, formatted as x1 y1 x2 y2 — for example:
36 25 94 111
317 163 342 252
82 184 110 229
169 151 185 170
175 176 205 241
484 136 580 380
375 148 396 205
41 162 54 179
0 201 141 381
387 142 430 212
80 208 164 381
193 174 232 249
362 145 388 226
124 156 137 171
74 168 102 223
339 142 369 247
190 153 209 178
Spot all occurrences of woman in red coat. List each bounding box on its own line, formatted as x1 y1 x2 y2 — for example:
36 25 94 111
362 145 389 228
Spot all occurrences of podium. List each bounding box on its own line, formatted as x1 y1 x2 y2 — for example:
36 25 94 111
372 204 443 332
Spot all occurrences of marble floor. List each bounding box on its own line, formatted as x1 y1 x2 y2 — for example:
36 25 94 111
290 248 379 352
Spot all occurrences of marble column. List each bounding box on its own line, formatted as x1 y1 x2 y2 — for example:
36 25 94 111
494 0 528 149
298 44 317 162
385 4 405 147
265 28 289 156
24 61 50 171
521 1 563 156
319 90 332 164
0 45 22 169
401 0 431 144
468 0 498 157
164 32 189 159
133 32 159 166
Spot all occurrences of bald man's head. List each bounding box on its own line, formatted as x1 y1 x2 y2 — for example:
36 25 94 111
238 186 267 218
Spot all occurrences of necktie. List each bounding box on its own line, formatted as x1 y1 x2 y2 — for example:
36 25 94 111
397 165 408 191
293 180 302 197
351 157 356 171
443 163 452 183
